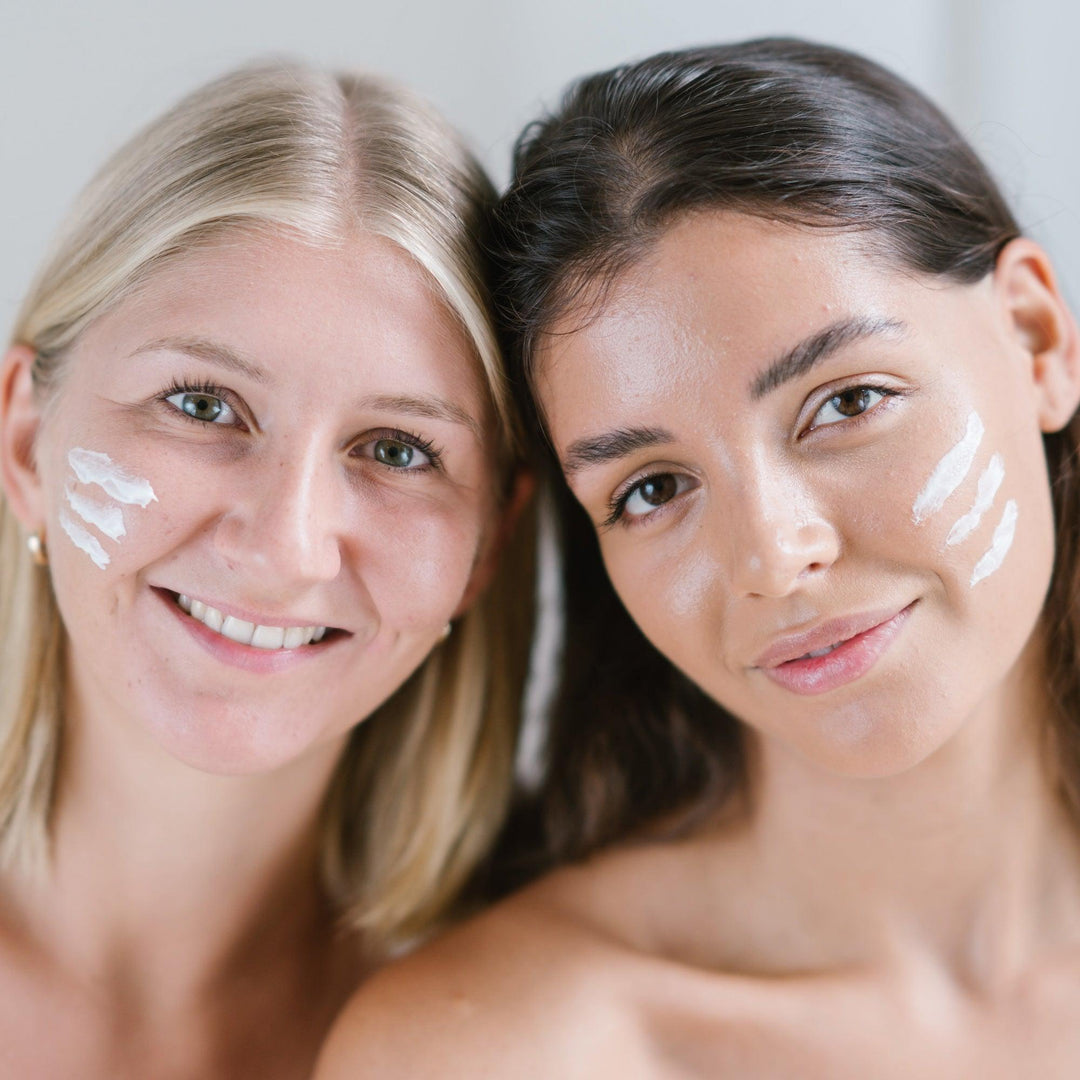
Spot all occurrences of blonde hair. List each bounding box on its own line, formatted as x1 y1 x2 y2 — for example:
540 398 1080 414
0 62 533 958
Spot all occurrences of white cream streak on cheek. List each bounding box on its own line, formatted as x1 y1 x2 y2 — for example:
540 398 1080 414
912 411 983 525
970 499 1018 587
59 508 110 569
64 482 125 541
67 448 157 507
946 453 1004 546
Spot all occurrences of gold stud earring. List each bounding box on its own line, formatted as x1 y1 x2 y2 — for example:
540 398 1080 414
27 529 48 566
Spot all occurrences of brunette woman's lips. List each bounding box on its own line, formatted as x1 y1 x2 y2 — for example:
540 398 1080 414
753 603 915 696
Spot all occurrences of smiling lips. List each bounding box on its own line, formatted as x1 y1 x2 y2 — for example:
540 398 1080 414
175 593 328 650
753 603 914 696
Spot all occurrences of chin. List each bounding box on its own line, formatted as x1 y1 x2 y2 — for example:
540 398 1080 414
143 700 341 776
774 693 964 780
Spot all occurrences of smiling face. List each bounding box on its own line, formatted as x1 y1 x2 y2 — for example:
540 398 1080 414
535 212 1071 777
17 228 503 774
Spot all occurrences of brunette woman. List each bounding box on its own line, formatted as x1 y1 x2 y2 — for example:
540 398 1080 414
318 39 1080 1078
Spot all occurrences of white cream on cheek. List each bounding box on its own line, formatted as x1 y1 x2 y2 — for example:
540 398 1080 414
946 453 1004 546
68 448 157 507
911 411 983 524
64 482 126 540
58 509 110 569
59 448 157 569
910 412 1018 588
970 499 1018 587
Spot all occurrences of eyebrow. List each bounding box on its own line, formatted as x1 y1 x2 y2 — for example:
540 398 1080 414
131 337 269 384
133 340 482 437
749 316 907 400
358 393 484 439
563 425 674 475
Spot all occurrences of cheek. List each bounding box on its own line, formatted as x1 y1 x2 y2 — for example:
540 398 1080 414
48 444 162 578
601 534 725 673
900 408 1051 598
346 499 488 630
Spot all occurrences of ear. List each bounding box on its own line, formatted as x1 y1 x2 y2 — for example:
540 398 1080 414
452 467 535 617
0 344 47 530
993 238 1080 433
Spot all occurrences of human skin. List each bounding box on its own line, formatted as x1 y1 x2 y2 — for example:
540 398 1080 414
539 213 1054 780
316 214 1080 1078
0 228 508 1078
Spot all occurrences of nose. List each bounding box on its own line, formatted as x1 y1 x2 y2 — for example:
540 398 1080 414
724 462 840 599
215 444 344 585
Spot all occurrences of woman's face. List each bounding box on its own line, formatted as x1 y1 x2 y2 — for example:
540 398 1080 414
535 212 1069 777
20 229 504 774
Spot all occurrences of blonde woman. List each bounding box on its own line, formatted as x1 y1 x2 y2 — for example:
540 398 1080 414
0 63 531 1077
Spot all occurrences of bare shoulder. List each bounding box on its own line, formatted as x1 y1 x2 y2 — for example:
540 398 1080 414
314 861 656 1080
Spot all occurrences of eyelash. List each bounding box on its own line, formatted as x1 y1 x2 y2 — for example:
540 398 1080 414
157 378 443 471
352 428 444 473
603 381 901 528
803 382 900 436
159 377 241 426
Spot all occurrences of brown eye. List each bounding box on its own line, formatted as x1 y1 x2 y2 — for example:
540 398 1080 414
813 386 887 427
640 476 677 505
623 473 684 518
834 388 872 416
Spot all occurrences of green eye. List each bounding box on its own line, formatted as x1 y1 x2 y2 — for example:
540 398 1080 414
360 435 435 470
373 439 416 467
166 391 234 424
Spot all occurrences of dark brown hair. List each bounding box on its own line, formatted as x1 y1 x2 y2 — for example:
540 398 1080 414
490 38 1080 871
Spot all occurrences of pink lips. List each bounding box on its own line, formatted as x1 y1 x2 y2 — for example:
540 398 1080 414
754 603 915 696
156 587 338 675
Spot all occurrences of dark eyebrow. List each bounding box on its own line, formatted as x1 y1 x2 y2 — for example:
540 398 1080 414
750 316 907 400
131 337 269 384
563 425 673 475
359 393 484 440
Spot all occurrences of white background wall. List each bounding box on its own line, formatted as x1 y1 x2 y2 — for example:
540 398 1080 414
3 0 1077 335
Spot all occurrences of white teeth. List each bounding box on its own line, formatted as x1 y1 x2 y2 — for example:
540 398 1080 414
175 593 327 650
250 624 285 650
802 644 839 660
221 615 256 646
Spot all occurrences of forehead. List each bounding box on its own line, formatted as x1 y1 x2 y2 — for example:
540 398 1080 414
74 227 489 408
534 213 906 426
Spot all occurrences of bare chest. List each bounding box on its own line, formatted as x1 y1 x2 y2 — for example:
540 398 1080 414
643 968 1080 1080
0 943 338 1080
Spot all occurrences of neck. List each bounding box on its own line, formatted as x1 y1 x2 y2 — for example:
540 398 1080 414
4 670 360 1014
687 632 1080 988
